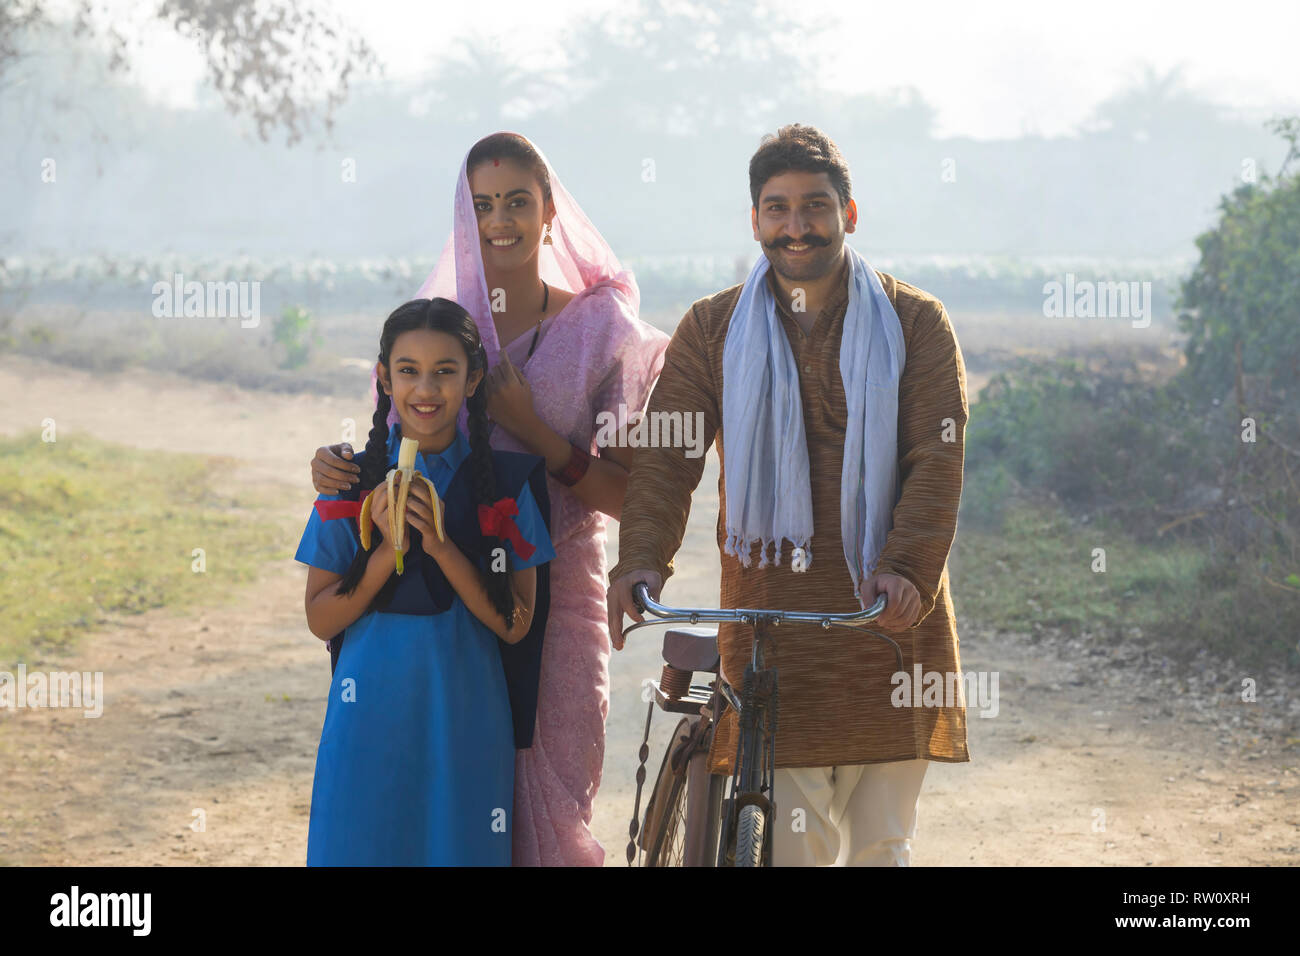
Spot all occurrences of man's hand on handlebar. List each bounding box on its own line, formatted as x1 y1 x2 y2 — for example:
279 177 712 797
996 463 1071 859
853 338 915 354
606 570 663 651
860 572 920 629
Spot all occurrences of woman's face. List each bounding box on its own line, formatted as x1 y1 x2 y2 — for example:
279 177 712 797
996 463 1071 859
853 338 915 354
470 158 553 272
377 328 483 450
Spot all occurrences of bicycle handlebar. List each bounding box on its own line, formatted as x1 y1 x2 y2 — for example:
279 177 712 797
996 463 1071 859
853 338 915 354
624 581 904 673
630 581 887 626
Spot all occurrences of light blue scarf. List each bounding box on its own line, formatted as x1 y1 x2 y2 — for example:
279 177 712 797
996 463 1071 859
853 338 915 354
721 245 905 601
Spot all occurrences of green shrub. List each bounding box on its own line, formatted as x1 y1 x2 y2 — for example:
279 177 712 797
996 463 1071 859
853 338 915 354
272 304 319 369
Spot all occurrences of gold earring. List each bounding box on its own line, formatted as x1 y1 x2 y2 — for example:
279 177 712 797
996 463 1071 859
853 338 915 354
543 222 553 246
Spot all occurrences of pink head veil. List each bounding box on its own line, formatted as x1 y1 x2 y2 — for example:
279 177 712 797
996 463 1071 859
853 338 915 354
370 132 639 436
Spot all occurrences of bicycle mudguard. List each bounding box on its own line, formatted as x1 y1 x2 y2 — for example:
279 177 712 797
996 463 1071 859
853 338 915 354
321 446 553 749
730 790 773 815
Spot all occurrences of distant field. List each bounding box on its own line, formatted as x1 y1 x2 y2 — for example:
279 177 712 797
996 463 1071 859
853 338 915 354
3 304 1187 414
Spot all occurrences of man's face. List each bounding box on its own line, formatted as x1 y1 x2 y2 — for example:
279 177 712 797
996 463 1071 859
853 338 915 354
751 170 856 281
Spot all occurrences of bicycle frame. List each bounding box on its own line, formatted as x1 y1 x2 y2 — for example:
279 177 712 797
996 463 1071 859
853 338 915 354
624 582 902 866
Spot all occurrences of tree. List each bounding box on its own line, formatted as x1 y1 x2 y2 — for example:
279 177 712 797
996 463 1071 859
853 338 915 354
410 32 559 129
1177 116 1300 394
0 0 379 145
563 0 832 136
1174 116 1300 619
1081 63 1228 143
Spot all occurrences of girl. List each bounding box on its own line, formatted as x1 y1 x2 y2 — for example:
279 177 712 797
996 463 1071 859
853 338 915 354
309 133 669 865
294 296 556 866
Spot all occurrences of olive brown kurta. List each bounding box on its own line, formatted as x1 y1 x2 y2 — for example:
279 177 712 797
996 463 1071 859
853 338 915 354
609 258 971 772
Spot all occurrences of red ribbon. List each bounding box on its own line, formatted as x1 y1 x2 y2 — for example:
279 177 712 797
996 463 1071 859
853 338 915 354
314 498 366 521
477 497 536 560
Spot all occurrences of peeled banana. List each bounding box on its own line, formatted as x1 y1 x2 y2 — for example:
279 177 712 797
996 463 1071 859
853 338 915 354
357 436 445 573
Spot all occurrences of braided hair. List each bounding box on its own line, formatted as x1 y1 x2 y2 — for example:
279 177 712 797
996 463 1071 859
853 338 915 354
334 297 517 629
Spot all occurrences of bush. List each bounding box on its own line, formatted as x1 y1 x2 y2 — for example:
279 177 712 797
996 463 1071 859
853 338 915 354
965 353 1215 535
963 347 1299 666
272 304 319 369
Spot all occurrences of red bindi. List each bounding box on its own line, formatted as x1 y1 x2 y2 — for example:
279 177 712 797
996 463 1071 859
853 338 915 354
492 158 500 166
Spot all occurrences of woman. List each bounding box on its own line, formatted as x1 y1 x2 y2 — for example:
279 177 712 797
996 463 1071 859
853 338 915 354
309 132 669 865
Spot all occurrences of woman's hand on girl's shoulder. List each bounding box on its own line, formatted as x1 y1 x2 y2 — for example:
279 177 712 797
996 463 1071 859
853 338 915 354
313 442 360 494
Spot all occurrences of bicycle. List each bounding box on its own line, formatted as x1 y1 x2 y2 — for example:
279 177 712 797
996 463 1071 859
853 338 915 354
623 581 902 867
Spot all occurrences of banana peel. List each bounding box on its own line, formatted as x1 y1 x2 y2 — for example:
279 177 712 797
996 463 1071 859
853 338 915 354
357 436 445 573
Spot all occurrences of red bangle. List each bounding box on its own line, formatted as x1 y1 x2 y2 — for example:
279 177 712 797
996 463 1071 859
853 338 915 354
552 443 591 487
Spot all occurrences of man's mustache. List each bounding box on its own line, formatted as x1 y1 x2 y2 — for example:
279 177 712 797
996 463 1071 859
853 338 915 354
766 234 830 250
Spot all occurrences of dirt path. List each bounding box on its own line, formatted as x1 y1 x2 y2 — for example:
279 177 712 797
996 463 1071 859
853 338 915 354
1 354 1295 866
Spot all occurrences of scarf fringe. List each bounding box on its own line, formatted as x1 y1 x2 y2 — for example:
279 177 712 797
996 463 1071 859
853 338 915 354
723 531 813 570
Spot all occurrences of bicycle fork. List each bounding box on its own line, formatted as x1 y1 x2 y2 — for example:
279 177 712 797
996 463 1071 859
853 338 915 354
717 617 779 867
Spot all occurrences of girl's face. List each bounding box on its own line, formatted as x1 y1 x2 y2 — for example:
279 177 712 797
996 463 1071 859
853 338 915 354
470 158 553 272
377 329 483 450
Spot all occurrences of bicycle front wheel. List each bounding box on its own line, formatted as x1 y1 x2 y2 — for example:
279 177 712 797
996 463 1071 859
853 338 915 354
734 802 767 867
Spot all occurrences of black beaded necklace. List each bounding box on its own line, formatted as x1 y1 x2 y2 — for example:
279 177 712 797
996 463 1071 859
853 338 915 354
526 281 549 360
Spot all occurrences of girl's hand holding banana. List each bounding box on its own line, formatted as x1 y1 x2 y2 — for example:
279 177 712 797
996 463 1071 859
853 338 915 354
356 437 445 574
405 477 451 561
361 482 398 570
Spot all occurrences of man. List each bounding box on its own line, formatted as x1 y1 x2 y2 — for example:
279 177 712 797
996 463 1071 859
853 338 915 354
606 124 970 866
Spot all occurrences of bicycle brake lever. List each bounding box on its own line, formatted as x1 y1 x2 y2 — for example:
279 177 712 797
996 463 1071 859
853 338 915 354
863 628 905 675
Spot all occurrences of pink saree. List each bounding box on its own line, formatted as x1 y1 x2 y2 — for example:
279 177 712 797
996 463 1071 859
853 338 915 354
372 134 668 865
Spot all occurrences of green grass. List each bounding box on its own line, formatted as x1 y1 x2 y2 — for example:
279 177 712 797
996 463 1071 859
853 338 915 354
0 429 297 663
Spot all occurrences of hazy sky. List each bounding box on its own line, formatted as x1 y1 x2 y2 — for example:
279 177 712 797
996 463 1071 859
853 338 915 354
79 0 1300 139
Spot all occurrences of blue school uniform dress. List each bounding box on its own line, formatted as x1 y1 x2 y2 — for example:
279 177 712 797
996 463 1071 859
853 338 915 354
294 423 555 866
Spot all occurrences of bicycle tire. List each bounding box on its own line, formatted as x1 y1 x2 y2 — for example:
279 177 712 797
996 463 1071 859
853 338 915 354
734 802 766 867
641 717 692 867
